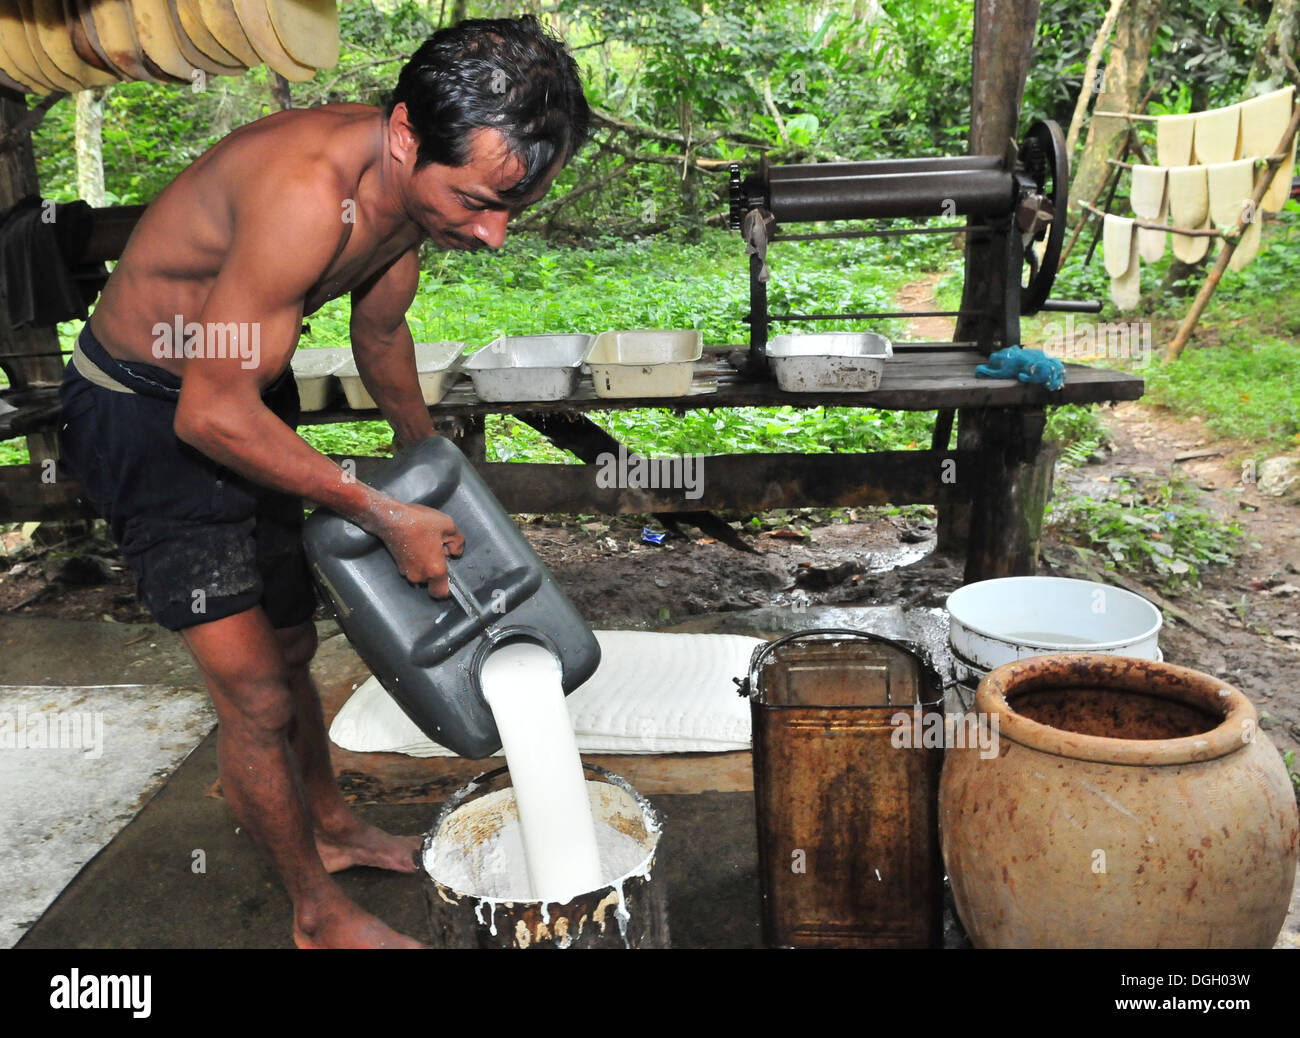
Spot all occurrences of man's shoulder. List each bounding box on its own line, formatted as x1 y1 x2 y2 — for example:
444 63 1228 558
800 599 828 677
215 103 380 193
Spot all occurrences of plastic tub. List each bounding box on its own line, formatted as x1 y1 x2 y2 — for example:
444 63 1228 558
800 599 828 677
291 347 350 411
586 329 702 398
946 576 1162 694
464 333 594 402
766 332 893 392
337 341 465 410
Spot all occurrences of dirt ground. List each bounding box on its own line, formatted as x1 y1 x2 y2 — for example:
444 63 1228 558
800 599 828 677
2 397 1297 765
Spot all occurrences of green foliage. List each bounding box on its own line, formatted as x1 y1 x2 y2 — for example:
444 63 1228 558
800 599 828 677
1144 340 1300 451
1046 403 1111 466
297 420 393 457
1284 751 1299 804
391 226 947 346
0 440 26 467
1148 1 1266 111
1048 476 1244 593
850 0 974 156
1023 0 1106 128
1025 0 1266 133
595 406 934 458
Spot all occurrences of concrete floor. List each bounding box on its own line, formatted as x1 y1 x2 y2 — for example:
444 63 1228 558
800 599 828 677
6 613 772 948
0 618 216 947
4 609 1299 949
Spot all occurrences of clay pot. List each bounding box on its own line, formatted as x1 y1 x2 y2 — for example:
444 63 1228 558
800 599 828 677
939 653 1300 948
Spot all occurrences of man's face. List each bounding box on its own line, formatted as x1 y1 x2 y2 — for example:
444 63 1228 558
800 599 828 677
390 106 562 251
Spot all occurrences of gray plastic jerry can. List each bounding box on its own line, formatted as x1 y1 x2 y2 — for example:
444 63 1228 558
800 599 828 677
303 435 601 758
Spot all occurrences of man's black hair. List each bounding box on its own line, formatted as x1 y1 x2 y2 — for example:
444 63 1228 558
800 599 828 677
386 15 590 198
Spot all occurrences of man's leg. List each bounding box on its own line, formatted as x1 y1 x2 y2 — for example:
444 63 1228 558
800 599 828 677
271 620 423 873
180 606 423 948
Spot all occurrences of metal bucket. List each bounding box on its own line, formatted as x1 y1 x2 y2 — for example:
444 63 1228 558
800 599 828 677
739 628 945 948
420 764 669 948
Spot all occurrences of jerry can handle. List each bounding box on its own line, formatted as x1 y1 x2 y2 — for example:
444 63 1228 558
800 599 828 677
737 627 944 702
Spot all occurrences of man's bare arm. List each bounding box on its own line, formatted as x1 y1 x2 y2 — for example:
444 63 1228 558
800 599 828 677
350 248 436 451
172 174 463 594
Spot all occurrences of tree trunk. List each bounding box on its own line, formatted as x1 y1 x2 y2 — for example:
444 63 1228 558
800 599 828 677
1064 0 1126 167
75 88 105 207
1068 0 1165 214
1248 0 1299 91
678 94 701 241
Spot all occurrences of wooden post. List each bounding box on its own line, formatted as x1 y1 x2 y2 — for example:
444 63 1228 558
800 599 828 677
941 0 1040 557
963 406 1057 582
936 408 979 555
0 93 64 471
447 415 487 463
954 0 1041 352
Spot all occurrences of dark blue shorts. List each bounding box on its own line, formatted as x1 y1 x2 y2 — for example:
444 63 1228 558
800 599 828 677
57 323 317 631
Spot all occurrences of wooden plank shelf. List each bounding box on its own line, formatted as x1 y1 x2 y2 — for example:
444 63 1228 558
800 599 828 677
0 342 1144 585
296 346 1144 423
0 346 1145 440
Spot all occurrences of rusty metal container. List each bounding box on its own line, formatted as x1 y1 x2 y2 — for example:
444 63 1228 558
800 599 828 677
740 629 945 948
421 764 669 949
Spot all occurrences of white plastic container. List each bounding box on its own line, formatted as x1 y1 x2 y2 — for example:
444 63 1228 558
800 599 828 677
337 341 465 410
586 329 702 398
464 334 594 402
946 576 1163 689
766 332 892 392
291 347 349 412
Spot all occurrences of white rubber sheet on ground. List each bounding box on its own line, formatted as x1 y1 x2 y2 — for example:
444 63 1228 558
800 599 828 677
0 684 216 947
329 630 765 757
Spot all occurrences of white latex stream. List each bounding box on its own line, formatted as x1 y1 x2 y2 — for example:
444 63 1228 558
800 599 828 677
478 641 604 902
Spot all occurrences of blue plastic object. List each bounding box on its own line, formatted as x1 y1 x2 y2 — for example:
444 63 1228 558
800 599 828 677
303 437 601 758
974 346 1066 391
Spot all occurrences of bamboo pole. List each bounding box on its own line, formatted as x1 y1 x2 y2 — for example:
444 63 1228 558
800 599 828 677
1092 110 1160 120
1164 100 1300 361
1059 137 1128 267
1077 200 1224 237
1059 82 1160 267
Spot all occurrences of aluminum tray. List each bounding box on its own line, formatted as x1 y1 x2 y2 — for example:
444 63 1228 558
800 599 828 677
587 329 703 398
464 333 594 402
338 341 465 409
291 347 350 411
767 332 893 392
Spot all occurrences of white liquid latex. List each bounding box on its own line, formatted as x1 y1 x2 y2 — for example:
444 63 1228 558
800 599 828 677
479 641 603 901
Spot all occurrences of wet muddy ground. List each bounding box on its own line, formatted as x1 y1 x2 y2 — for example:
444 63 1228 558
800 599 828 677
1 403 1297 767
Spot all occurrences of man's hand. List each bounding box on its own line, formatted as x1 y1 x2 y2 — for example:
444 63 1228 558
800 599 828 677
372 500 466 599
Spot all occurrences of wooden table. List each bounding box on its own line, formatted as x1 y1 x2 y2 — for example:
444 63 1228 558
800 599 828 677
0 343 1144 582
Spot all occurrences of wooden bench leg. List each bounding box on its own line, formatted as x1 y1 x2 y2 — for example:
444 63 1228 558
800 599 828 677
961 406 1056 583
441 415 486 463
519 412 619 463
936 408 979 554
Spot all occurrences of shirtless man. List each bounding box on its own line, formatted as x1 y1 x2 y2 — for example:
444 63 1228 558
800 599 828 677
56 16 589 948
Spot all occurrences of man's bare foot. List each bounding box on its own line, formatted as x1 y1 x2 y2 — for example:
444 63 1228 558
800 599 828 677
294 896 426 949
315 816 423 874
